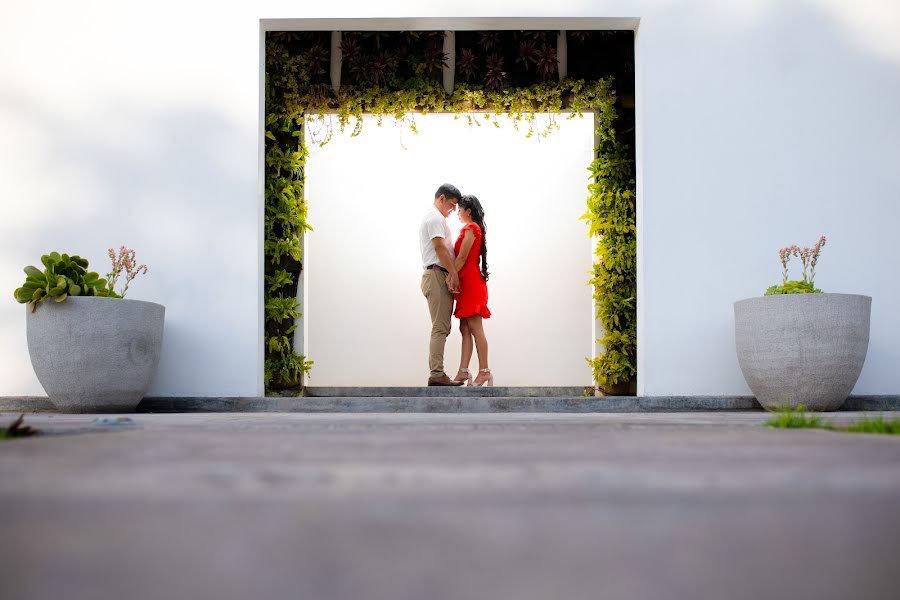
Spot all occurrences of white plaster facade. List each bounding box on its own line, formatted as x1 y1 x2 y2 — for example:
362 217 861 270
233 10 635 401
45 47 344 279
1 1 898 397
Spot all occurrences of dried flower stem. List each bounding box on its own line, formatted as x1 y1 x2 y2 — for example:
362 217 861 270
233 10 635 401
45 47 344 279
776 238 826 286
778 246 792 285
106 246 148 298
809 235 826 285
798 246 811 282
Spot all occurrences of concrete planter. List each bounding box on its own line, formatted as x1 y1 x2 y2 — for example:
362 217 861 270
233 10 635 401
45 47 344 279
734 293 871 411
26 297 165 412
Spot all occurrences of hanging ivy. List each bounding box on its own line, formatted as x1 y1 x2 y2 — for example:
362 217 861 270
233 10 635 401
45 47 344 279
263 35 313 390
582 138 637 393
265 30 636 394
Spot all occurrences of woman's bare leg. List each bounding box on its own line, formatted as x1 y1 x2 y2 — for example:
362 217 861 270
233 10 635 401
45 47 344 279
455 319 473 382
466 316 491 385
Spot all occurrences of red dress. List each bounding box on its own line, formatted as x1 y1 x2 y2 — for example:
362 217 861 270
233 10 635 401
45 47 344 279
453 223 491 319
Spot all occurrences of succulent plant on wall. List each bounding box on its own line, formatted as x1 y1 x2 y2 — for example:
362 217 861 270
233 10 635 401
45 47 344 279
337 31 450 88
368 51 395 87
483 54 507 91
477 32 501 52
303 42 328 78
340 33 369 86
515 38 539 73
535 44 559 81
457 48 478 82
422 42 449 80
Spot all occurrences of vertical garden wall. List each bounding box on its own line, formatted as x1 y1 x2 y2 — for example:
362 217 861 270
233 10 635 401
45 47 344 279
264 30 636 394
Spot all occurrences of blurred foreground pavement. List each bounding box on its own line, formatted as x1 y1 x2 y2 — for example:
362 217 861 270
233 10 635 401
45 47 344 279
1 412 899 600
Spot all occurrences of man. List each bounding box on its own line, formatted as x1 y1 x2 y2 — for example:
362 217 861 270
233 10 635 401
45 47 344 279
420 183 466 386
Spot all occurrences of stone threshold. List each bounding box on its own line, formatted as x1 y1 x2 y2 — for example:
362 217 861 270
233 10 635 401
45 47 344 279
1 395 898 413
300 386 593 397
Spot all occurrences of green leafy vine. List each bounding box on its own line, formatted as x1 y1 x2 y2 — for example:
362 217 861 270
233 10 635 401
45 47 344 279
582 137 637 393
265 31 635 393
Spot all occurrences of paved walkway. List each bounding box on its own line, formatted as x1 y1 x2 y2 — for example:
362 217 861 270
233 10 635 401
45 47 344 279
1 412 899 600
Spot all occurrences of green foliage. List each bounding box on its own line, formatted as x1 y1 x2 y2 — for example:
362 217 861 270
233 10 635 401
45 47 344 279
266 31 628 392
265 296 301 325
844 416 900 434
766 405 824 428
13 252 115 312
265 41 315 391
265 352 314 390
767 407 900 435
1 414 39 440
764 280 823 296
288 78 617 143
263 113 312 389
265 269 294 293
581 136 636 393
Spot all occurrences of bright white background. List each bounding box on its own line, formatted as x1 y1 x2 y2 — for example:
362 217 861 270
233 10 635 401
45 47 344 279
304 113 595 386
1 1 898 397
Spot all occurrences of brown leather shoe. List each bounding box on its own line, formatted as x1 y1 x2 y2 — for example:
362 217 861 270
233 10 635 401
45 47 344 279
427 374 465 386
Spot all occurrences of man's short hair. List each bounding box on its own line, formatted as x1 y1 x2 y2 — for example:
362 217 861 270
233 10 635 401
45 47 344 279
434 183 462 201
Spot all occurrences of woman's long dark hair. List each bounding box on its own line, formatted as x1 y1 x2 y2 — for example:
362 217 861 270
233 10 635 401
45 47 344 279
458 195 489 282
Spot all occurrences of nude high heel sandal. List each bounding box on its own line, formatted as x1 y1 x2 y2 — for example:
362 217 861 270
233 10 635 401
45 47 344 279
456 368 473 386
475 368 493 387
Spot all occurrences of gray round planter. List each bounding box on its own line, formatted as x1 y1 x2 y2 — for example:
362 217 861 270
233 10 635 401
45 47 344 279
26 297 165 412
734 293 871 411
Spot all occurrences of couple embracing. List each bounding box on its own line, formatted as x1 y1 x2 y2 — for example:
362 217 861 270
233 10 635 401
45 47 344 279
419 183 493 387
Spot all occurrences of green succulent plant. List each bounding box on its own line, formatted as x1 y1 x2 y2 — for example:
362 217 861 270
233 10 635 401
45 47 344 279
764 280 822 296
13 252 115 312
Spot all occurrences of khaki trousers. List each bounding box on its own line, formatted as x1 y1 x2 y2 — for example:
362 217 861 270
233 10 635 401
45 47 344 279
421 269 453 377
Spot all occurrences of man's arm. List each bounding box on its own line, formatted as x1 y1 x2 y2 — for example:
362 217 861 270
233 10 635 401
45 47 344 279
432 237 460 292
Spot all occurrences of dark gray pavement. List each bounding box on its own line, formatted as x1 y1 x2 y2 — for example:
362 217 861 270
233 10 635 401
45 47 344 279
1 412 899 600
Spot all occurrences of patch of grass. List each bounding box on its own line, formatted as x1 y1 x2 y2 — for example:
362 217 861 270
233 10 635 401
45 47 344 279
843 416 900 435
766 406 900 435
766 405 824 429
1 414 40 440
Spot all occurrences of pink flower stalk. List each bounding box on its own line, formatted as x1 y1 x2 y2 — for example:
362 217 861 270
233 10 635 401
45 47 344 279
775 238 826 286
789 244 801 281
106 246 148 298
798 246 812 282
778 247 792 285
809 235 826 285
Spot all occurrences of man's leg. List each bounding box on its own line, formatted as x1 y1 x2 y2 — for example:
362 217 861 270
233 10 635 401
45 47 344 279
421 269 453 377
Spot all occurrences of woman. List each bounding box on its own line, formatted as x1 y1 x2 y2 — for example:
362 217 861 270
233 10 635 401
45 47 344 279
451 195 493 387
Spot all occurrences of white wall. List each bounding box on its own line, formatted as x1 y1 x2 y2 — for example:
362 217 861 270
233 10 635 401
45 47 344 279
304 113 595 386
1 1 898 397
633 0 900 395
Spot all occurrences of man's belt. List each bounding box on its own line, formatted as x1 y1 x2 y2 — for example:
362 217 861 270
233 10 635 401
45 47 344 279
426 264 448 273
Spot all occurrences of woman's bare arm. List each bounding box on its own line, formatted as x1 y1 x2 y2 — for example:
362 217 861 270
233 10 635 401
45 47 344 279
454 229 476 272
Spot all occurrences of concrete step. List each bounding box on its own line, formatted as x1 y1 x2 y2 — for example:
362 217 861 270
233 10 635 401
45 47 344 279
2 395 898 414
142 396 759 412
142 395 900 413
301 386 592 398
